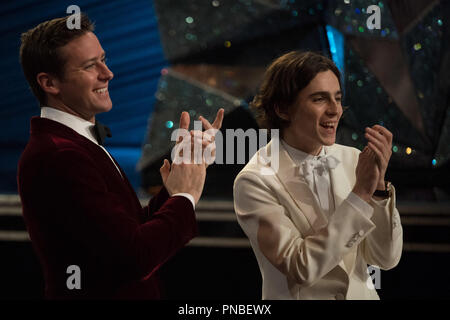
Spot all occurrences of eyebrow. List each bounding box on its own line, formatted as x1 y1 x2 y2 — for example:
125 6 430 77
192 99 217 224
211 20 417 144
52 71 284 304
81 52 106 66
308 90 342 97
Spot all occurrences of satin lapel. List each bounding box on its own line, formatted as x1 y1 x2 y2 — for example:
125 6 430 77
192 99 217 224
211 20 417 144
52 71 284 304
325 145 351 210
325 145 357 275
84 142 124 181
271 142 328 233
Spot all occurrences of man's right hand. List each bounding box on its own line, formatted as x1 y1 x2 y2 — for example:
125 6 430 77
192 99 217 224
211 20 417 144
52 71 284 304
160 159 206 204
352 146 380 203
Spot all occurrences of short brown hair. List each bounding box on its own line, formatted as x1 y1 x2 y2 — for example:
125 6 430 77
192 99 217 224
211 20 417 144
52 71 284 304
251 51 341 130
19 14 95 105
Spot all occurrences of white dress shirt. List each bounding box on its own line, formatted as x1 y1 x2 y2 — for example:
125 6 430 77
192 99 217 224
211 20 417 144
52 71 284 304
40 106 195 209
281 139 373 219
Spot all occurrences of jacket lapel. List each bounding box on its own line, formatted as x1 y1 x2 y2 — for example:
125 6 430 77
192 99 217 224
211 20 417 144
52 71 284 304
325 145 358 275
324 145 351 211
268 142 328 233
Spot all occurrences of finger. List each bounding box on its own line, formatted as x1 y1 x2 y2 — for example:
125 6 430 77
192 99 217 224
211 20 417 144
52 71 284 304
367 148 381 167
366 127 389 148
177 131 190 144
174 139 191 164
366 127 387 142
360 146 372 159
188 135 203 164
211 108 225 130
204 147 216 166
367 138 387 163
366 151 375 161
367 142 387 169
190 130 203 139
365 132 389 162
202 131 213 142
190 130 213 140
159 159 170 182
199 115 213 131
190 136 209 149
372 125 393 144
365 146 375 160
201 139 209 148
366 130 391 159
191 129 218 143
179 111 190 130
198 109 224 131
177 112 190 143
164 159 171 170
371 124 388 136
189 131 209 147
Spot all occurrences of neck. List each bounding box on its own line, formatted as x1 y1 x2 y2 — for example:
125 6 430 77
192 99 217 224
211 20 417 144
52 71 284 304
282 133 322 156
44 99 95 124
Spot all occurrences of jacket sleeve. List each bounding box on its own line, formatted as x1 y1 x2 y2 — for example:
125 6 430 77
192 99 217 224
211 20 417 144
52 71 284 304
143 186 170 220
45 148 198 282
360 185 403 270
234 171 377 288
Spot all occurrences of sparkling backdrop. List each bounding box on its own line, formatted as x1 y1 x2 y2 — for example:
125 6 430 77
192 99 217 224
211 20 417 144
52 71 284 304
141 0 449 198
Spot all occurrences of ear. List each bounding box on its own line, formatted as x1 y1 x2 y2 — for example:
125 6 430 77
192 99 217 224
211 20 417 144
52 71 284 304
36 72 61 96
274 105 290 121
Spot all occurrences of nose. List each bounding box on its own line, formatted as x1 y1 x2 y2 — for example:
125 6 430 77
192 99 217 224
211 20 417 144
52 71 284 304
326 98 341 115
98 63 114 82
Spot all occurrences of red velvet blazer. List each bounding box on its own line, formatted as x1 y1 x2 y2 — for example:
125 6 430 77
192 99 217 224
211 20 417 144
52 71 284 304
17 117 198 299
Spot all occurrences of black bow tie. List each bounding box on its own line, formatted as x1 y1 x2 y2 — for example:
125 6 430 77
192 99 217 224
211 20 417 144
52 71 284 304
93 120 112 146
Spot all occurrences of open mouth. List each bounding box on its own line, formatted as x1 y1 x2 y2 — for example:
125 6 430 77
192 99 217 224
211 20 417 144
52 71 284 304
93 87 108 94
319 121 336 133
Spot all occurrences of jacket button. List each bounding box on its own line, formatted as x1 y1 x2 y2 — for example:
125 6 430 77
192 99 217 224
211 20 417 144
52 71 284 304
358 230 364 237
335 293 345 300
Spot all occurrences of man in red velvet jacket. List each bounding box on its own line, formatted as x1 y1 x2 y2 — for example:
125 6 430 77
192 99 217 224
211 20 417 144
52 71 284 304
17 14 223 299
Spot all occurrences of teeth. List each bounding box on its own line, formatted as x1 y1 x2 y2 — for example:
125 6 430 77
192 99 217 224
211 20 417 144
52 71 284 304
321 122 334 128
94 88 107 93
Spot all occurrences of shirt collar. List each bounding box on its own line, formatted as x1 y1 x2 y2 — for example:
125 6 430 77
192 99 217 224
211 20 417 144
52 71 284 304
40 106 99 145
281 139 325 166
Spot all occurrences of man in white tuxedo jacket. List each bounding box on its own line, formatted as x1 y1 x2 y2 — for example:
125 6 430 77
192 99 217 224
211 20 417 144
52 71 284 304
233 51 403 300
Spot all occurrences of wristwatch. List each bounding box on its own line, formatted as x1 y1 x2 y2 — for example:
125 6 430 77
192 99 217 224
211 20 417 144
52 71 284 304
373 181 392 198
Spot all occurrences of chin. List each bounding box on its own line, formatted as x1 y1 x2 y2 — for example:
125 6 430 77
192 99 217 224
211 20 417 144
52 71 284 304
321 137 336 146
98 102 113 113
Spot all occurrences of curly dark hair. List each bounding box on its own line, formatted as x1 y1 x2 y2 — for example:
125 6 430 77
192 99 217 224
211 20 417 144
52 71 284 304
251 51 341 131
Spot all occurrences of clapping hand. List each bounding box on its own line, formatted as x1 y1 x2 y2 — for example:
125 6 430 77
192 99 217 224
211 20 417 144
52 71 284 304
353 146 380 203
159 108 224 204
364 125 393 190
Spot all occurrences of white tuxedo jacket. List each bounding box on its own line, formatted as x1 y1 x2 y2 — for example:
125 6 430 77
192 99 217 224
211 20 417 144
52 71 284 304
233 141 403 300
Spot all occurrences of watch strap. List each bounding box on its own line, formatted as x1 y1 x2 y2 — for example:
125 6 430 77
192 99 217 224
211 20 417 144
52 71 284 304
373 181 392 198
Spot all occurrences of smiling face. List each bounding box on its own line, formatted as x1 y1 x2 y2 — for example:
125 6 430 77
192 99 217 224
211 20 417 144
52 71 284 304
280 70 343 155
48 32 114 123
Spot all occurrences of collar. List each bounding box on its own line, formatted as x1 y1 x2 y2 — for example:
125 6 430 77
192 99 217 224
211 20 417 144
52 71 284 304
40 106 99 146
281 139 325 166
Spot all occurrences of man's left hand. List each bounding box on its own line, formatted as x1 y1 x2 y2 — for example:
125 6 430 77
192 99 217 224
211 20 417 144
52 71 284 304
364 124 393 190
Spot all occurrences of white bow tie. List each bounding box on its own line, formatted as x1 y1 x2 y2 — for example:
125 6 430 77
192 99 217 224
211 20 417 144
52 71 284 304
301 155 340 178
300 155 340 215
